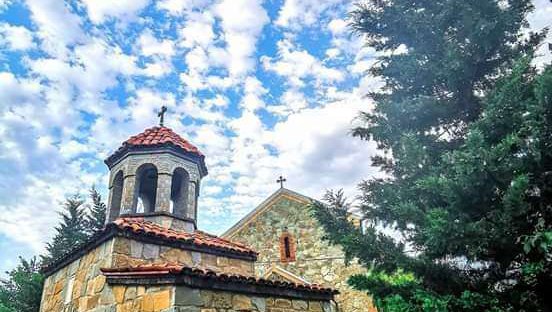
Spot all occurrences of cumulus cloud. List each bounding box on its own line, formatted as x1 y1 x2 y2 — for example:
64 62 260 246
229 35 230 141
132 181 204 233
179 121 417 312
81 0 150 24
0 23 34 50
214 0 269 77
276 0 344 30
262 39 345 88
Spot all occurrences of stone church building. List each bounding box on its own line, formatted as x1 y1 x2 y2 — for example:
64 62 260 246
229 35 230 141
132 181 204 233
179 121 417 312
222 188 376 312
39 124 374 311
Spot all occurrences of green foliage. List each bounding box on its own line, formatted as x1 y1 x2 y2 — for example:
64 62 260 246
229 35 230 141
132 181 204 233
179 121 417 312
42 195 89 265
0 257 44 312
312 0 551 311
85 186 107 234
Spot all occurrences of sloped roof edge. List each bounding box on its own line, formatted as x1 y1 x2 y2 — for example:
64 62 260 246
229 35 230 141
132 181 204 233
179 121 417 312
221 188 313 239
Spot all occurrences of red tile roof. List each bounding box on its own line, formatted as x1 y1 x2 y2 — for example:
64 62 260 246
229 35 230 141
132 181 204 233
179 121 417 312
101 263 338 295
124 126 202 155
114 217 257 257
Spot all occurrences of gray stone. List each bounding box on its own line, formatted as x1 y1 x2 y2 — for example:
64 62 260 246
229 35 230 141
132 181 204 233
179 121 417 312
130 240 143 258
191 252 201 265
323 301 334 312
175 286 203 306
142 243 160 259
292 299 308 310
174 306 201 312
252 297 266 312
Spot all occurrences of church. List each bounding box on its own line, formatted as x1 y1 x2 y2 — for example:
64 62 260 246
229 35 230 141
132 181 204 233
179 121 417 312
38 121 373 312
223 188 376 312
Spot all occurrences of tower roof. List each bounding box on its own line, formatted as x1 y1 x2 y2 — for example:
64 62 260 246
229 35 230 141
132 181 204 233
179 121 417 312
105 126 207 175
124 126 203 155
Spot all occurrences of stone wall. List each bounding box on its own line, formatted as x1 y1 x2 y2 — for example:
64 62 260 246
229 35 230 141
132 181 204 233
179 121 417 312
226 196 377 312
111 237 254 276
40 236 254 312
173 286 336 312
40 239 114 311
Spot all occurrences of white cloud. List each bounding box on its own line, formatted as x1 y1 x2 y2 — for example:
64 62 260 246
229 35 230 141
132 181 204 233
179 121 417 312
240 76 267 111
214 0 269 77
26 0 84 56
262 39 344 87
138 30 175 57
179 11 215 49
276 0 344 30
0 23 34 50
328 18 348 35
81 0 150 24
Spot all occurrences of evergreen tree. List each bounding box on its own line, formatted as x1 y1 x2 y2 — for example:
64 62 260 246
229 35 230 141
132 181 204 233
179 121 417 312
312 0 550 311
42 195 89 264
85 186 107 234
0 257 44 312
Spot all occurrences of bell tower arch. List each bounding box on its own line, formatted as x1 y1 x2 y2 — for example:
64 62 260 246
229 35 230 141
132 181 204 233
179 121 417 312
104 126 207 232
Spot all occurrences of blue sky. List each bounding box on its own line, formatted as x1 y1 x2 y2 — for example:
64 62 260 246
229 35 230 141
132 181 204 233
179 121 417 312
0 0 550 274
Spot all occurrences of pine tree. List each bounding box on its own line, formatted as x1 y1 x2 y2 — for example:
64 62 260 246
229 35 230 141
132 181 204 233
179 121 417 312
0 257 44 312
42 195 89 264
312 0 550 311
86 186 107 234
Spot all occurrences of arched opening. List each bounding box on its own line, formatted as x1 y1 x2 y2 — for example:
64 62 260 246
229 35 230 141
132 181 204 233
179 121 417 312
134 164 158 213
170 168 189 216
279 230 296 263
284 236 291 258
109 170 124 220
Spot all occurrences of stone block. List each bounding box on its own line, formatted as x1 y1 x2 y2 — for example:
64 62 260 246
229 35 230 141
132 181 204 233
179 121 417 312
191 252 201 265
309 301 323 312
232 294 252 311
143 244 160 260
93 275 106 293
175 286 202 306
113 238 131 254
292 300 308 310
153 289 171 310
252 297 266 312
211 292 232 308
113 286 126 304
130 239 144 258
86 294 100 310
274 298 292 309
124 286 137 301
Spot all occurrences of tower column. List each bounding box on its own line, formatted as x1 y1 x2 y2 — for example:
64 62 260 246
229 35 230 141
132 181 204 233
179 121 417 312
121 174 136 215
186 181 197 219
155 173 172 213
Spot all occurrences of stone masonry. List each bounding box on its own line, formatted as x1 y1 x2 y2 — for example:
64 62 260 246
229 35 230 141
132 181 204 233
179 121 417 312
224 189 377 312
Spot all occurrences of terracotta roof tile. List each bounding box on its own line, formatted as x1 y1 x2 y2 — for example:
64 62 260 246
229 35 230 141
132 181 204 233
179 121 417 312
101 263 338 295
114 217 257 257
123 126 202 155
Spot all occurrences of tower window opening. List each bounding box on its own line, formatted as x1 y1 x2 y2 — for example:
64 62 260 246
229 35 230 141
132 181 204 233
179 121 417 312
134 164 158 213
170 168 189 217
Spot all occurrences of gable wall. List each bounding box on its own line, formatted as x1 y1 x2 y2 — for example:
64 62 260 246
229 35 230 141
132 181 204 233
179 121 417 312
226 194 377 312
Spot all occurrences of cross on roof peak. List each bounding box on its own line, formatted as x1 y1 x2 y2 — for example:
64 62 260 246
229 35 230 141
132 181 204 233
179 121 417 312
158 105 168 127
276 175 287 189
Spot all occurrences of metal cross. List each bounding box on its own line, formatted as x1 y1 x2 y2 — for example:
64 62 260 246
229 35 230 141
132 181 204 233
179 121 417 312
276 175 287 189
158 105 167 127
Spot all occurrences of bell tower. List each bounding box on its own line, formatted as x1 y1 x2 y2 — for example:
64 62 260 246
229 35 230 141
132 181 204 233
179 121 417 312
104 125 207 232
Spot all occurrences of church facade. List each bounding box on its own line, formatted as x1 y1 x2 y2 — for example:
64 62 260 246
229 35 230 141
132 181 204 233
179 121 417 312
39 126 337 312
222 188 377 312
